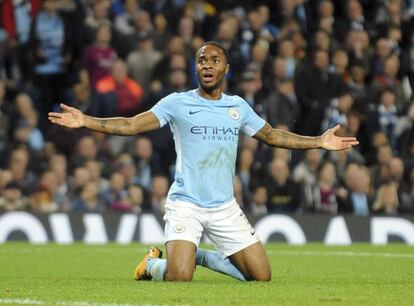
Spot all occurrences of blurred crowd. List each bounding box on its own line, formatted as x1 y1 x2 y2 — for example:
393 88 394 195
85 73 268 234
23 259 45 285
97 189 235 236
0 0 413 216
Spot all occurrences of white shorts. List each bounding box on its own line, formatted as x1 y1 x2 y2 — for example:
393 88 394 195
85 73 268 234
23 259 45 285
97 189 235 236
163 198 260 258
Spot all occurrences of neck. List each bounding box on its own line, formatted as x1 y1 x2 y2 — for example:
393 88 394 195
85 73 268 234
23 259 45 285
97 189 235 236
197 85 223 100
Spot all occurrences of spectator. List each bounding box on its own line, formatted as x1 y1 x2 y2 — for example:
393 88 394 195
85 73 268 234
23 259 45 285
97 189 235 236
152 13 171 52
371 54 407 111
312 160 339 214
11 92 44 153
396 99 414 158
236 148 255 202
67 166 91 204
28 0 72 125
367 87 400 151
101 171 128 209
66 82 97 115
389 156 408 203
115 153 139 186
177 15 196 59
1 0 41 84
236 68 263 111
345 61 370 112
0 181 28 211
265 158 303 213
82 0 111 46
84 159 109 191
150 174 169 214
370 143 393 189
80 22 117 90
401 32 414 92
69 135 98 168
338 163 372 216
0 80 10 154
112 0 140 53
214 13 243 78
329 144 365 182
96 59 144 117
292 149 322 209
6 146 37 195
130 136 154 191
29 184 57 212
322 92 354 131
335 0 368 41
72 180 104 213
295 49 343 135
126 32 162 93
48 153 70 210
123 184 147 214
0 169 13 193
330 49 349 79
400 167 414 213
264 79 299 131
372 182 399 215
249 186 268 217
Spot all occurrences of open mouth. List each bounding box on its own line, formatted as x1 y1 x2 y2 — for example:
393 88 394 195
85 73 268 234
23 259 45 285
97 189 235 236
202 71 214 83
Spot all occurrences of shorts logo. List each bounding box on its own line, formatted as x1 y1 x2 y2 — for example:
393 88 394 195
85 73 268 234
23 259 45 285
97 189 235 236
174 223 186 233
228 107 240 120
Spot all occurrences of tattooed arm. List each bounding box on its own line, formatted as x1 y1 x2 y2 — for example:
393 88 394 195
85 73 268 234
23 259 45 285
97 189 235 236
254 123 359 151
48 103 160 135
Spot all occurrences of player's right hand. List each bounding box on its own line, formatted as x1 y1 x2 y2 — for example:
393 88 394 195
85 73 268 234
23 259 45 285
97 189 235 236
48 103 85 128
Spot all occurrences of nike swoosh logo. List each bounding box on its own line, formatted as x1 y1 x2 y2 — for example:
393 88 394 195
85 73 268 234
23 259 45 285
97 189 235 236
189 110 203 115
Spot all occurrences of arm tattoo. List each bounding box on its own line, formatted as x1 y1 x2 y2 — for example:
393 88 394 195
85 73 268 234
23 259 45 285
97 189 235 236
87 117 134 135
254 123 321 149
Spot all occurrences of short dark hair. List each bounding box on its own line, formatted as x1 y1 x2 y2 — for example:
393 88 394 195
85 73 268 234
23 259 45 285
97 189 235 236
198 41 229 64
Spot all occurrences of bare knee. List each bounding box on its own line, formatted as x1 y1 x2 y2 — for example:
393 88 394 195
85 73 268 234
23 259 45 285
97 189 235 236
164 268 194 282
248 269 272 282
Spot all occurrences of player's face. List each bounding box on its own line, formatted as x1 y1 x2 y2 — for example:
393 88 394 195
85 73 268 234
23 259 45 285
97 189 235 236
196 45 229 93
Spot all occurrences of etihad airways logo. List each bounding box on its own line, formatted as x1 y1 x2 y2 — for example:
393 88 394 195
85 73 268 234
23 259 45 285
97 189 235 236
190 126 240 141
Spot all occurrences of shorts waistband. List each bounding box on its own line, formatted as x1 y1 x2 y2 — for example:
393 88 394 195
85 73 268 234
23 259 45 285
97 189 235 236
165 197 237 212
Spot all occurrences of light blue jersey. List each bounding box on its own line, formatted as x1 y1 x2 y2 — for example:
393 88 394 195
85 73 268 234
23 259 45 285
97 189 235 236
150 89 266 207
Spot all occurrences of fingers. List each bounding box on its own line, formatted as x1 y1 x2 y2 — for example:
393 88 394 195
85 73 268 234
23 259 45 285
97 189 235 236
48 117 65 126
331 125 341 132
60 103 72 111
48 112 62 119
339 140 359 149
341 137 358 143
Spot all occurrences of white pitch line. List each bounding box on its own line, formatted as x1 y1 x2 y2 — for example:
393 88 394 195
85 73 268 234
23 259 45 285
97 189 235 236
268 250 414 259
0 247 413 259
0 299 189 306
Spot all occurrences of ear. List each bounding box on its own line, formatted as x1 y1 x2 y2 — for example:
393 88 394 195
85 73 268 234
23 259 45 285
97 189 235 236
225 64 230 75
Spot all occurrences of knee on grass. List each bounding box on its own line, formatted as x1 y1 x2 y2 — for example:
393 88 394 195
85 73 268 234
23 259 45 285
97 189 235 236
164 268 194 282
248 270 272 282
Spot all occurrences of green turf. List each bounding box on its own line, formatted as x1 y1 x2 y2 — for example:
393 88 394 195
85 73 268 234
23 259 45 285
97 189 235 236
0 243 413 306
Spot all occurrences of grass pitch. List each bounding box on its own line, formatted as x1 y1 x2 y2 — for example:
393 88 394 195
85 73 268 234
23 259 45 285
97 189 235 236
0 243 413 306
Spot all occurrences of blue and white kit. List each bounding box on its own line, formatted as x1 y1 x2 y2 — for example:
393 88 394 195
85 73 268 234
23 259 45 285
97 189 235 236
150 89 266 208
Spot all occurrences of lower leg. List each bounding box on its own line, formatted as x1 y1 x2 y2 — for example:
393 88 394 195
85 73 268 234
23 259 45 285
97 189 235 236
147 258 167 281
196 248 247 281
164 240 196 282
229 242 271 282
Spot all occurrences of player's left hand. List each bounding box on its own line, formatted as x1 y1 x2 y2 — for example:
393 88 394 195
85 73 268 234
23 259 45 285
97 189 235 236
320 125 359 151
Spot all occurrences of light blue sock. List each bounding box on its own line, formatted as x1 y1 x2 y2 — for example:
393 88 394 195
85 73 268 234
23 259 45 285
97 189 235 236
196 248 247 281
147 258 167 281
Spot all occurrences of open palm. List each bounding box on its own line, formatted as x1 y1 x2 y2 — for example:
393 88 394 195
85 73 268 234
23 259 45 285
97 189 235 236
320 125 359 151
48 104 85 128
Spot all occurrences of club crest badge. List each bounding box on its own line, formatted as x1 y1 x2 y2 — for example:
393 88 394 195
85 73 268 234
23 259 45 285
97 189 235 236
228 107 240 120
174 223 186 233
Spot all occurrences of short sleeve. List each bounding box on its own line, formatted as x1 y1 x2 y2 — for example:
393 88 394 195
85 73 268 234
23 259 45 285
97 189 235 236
150 93 178 127
240 99 266 136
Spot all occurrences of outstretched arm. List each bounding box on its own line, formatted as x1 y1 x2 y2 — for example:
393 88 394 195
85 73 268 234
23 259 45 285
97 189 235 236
253 123 359 150
48 103 160 135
